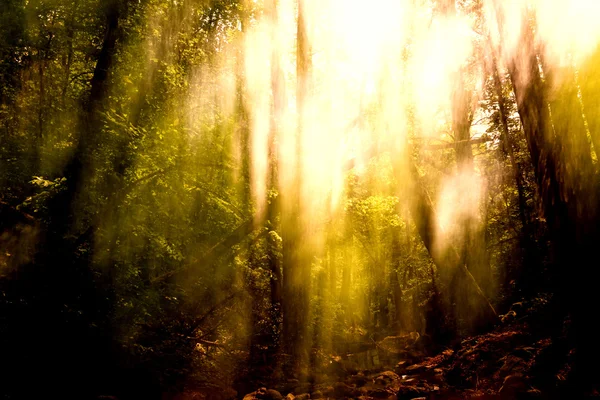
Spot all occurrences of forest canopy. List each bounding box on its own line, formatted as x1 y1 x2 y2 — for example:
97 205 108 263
1 0 600 399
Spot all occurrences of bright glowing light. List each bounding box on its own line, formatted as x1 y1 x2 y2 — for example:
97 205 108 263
534 0 600 66
435 168 485 254
205 0 600 325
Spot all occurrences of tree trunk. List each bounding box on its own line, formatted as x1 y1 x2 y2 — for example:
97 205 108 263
17 2 126 396
578 48 600 158
499 8 600 391
282 0 312 376
390 226 403 332
441 0 494 328
266 0 284 368
487 54 539 292
403 159 498 330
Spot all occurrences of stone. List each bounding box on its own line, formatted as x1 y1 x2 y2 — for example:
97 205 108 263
374 371 402 391
333 381 355 398
243 388 282 400
365 388 395 398
293 384 311 395
396 385 427 400
262 389 283 400
499 374 528 399
349 372 369 387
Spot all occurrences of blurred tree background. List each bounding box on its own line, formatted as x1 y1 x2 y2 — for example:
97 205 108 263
1 0 599 399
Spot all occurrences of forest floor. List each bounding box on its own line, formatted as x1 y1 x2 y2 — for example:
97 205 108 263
236 297 585 400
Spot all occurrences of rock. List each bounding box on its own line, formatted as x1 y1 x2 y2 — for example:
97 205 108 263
374 371 402 391
333 381 355 397
243 388 282 400
432 373 444 384
349 372 369 387
497 355 527 378
310 391 323 399
526 388 543 398
396 385 428 400
262 389 283 400
293 384 311 395
374 371 401 384
501 310 517 324
499 374 528 399
279 379 300 394
294 394 310 400
320 385 334 396
326 356 347 378
365 388 395 399
512 346 535 359
395 360 408 373
284 395 295 400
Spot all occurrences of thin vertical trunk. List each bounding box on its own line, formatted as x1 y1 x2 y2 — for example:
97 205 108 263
236 77 252 213
282 0 312 375
390 227 403 332
266 0 283 362
34 51 45 176
329 245 337 300
37 56 44 145
321 247 335 351
373 231 387 330
340 177 355 316
340 239 352 307
378 286 389 330
61 2 78 105
578 50 600 159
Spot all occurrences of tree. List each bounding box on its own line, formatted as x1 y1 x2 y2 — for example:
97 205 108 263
493 3 600 391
